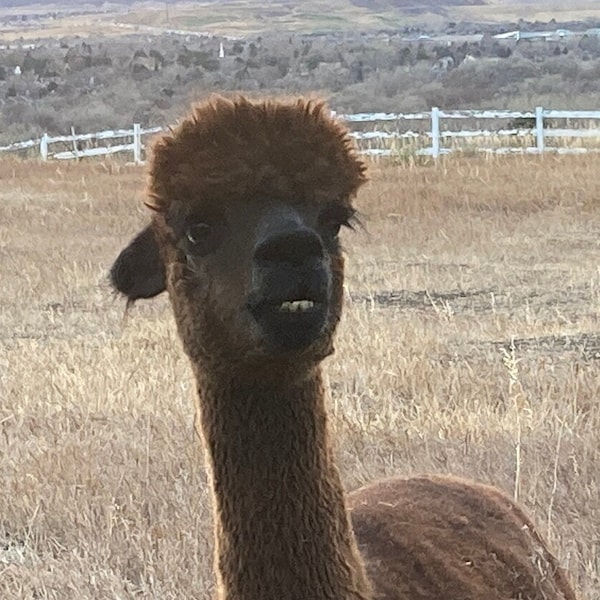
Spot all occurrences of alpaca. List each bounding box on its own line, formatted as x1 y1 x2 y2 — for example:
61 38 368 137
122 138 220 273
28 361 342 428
110 96 576 600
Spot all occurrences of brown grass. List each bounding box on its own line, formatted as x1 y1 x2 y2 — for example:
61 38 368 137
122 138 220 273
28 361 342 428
3 1 599 39
113 1 600 35
1 154 598 598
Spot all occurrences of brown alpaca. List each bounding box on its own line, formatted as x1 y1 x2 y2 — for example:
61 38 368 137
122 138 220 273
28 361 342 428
110 96 577 600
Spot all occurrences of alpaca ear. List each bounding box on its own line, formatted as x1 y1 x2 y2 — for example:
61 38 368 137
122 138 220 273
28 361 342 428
110 224 166 305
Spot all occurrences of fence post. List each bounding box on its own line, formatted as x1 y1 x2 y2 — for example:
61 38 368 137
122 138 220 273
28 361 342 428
431 107 440 158
133 123 142 164
40 133 48 161
70 126 79 159
535 106 544 153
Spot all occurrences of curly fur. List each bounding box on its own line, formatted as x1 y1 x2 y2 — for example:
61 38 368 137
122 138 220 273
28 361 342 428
349 475 576 600
112 95 577 600
146 95 367 214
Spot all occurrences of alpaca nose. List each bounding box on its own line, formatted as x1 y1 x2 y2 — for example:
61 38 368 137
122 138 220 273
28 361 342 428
254 228 325 267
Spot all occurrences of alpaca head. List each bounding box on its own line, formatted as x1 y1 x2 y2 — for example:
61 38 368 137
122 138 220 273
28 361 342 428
111 96 367 373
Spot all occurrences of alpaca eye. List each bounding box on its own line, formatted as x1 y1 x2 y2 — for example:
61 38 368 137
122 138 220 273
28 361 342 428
187 223 211 245
327 221 343 237
185 222 219 256
319 205 355 238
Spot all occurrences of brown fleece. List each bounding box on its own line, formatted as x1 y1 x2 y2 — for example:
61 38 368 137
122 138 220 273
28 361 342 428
120 95 576 600
349 475 577 600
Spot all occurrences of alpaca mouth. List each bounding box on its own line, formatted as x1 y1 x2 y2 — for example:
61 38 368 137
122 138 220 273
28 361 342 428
249 295 326 319
247 293 328 352
248 217 332 352
278 299 319 313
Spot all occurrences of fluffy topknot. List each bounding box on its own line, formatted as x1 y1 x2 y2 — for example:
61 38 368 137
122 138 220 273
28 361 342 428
146 95 367 213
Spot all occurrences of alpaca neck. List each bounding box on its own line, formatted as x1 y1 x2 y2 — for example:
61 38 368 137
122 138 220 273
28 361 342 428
194 364 372 600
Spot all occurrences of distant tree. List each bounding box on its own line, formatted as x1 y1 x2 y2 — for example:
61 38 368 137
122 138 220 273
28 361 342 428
305 53 324 71
579 34 600 57
397 46 412 66
349 59 364 83
416 43 429 60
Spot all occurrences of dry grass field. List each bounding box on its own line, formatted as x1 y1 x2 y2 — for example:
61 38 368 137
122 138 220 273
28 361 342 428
120 1 600 34
1 153 599 598
2 1 600 39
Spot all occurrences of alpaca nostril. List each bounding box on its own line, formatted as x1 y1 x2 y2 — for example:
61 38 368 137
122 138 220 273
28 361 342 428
254 229 324 267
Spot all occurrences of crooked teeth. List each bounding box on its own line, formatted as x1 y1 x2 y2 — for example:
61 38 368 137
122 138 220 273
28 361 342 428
279 300 315 313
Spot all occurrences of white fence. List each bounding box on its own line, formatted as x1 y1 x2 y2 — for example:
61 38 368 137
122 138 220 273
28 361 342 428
343 107 600 157
0 124 162 164
2 107 600 161
40 125 163 163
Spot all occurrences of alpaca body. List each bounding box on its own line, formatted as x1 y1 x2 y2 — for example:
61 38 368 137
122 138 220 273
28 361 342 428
350 476 576 600
110 95 577 600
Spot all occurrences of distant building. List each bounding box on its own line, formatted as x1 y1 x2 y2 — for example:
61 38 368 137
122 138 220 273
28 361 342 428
494 29 574 42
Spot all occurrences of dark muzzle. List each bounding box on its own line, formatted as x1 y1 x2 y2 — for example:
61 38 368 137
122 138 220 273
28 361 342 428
247 224 331 352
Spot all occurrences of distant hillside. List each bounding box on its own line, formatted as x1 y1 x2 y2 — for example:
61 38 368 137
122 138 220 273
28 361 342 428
2 0 599 39
351 0 485 7
0 0 122 6
0 0 487 8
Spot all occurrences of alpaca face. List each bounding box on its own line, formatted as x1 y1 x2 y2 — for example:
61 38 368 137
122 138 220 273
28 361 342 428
179 197 353 358
112 195 352 365
110 96 367 368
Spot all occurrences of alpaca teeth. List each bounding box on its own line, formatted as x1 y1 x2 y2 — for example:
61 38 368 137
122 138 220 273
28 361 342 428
279 300 315 313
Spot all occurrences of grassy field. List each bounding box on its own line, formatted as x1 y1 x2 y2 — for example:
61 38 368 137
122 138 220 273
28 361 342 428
2 0 600 39
1 153 599 598
458 0 600 23
121 0 600 34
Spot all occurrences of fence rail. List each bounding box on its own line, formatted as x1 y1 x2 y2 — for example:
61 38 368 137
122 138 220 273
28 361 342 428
0 138 41 153
38 125 163 163
2 107 600 161
340 107 600 157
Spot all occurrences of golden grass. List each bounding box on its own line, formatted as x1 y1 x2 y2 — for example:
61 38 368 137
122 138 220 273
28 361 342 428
2 1 599 39
457 0 600 22
1 154 599 598
117 1 600 35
